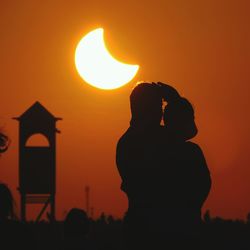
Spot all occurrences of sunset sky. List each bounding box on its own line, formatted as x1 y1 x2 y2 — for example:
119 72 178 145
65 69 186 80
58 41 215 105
0 0 250 220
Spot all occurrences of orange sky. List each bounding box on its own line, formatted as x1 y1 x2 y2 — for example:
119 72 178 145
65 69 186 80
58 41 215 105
0 0 250 220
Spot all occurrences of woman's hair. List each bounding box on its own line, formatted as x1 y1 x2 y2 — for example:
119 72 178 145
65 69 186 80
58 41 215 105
164 97 197 140
0 183 15 220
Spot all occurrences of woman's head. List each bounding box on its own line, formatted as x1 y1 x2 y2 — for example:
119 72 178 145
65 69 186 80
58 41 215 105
0 183 15 220
164 97 198 140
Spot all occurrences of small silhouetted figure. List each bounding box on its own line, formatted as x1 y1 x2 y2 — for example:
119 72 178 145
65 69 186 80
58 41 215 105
0 183 35 250
63 208 92 250
116 82 211 249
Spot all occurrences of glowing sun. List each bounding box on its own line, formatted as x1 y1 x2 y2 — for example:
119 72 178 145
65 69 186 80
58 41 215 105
75 28 139 90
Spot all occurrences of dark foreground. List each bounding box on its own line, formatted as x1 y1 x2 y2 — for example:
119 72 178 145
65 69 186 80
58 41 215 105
1 212 250 250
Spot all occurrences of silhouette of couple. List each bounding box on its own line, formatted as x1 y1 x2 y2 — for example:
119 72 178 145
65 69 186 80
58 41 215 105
116 82 211 249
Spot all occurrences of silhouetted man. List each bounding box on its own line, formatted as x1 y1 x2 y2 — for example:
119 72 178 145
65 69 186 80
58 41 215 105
116 82 168 249
116 82 211 249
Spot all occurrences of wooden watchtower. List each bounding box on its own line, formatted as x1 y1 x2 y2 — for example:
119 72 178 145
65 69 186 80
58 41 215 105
13 102 62 222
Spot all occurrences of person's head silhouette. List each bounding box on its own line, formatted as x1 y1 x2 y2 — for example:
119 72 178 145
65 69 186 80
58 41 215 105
64 208 90 238
130 82 162 127
0 183 15 221
164 97 197 141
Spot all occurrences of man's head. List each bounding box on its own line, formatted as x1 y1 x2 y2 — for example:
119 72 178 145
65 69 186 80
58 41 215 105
164 97 198 140
130 82 163 127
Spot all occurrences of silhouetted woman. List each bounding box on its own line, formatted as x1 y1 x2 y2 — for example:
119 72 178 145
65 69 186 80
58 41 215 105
162 87 211 222
160 84 211 249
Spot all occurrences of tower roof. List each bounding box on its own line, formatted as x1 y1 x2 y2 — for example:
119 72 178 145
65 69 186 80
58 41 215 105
13 102 62 121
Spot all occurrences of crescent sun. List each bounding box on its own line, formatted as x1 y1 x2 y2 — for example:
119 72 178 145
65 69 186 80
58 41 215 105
75 28 139 90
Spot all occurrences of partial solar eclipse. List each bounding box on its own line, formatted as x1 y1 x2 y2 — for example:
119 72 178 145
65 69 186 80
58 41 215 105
75 28 139 90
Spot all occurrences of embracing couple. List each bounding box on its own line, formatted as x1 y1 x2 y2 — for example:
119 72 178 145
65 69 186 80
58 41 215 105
116 82 211 250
